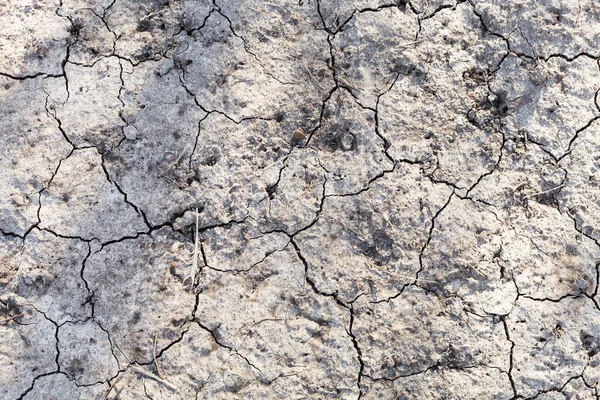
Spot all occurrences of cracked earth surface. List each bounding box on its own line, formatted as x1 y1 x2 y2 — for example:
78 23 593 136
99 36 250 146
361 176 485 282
2 0 600 399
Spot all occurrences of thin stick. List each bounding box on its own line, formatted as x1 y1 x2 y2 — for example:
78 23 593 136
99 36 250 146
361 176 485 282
398 40 422 48
524 184 565 199
162 150 187 177
339 76 360 92
304 65 326 93
0 313 24 324
190 208 199 293
153 334 164 379
252 318 283 326
142 378 150 398
130 366 179 392
104 373 124 399
115 344 132 363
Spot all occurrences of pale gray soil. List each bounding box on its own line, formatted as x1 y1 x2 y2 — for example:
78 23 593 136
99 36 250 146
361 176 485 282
2 0 600 399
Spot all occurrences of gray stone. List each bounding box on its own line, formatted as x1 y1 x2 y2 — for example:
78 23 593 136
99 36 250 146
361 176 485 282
508 296 600 397
0 300 57 399
0 0 69 77
84 227 196 364
1 229 91 324
3 0 600 397
38 148 147 242
22 373 107 400
0 77 72 236
473 0 600 58
58 319 119 385
353 286 511 381
296 163 453 303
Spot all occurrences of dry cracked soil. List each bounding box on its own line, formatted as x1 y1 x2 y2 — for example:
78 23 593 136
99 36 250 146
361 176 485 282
2 0 600 399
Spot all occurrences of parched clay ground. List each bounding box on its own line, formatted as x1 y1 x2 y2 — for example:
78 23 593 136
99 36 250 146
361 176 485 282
2 0 600 399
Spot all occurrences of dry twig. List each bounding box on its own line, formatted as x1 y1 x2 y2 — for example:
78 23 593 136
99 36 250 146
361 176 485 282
153 334 164 379
524 184 565 199
190 208 199 293
103 373 124 399
131 366 179 392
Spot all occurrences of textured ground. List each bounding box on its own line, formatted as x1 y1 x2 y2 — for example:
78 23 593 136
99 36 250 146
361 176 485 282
2 0 600 399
